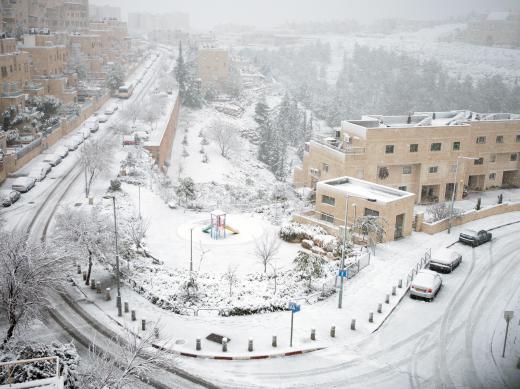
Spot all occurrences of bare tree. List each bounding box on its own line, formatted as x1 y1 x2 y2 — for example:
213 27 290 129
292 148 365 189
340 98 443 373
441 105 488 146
78 323 170 389
52 206 111 285
0 231 70 348
222 265 239 297
127 215 150 249
121 101 140 126
427 202 462 222
352 216 388 255
80 137 112 198
254 231 281 273
269 261 280 295
207 118 241 158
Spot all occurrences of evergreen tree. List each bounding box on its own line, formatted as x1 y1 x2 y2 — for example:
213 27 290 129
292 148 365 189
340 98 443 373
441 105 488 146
174 42 187 98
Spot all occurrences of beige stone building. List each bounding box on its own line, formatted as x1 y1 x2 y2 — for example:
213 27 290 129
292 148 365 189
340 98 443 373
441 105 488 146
457 12 520 48
196 48 230 92
295 176 416 242
0 37 31 113
294 111 520 204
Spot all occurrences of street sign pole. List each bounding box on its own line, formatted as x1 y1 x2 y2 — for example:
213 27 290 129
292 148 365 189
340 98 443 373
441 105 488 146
503 311 514 358
290 310 294 347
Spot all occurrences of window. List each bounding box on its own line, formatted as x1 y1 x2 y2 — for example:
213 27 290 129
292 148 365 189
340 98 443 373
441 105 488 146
490 154 496 163
320 213 334 224
409 144 418 152
474 158 484 165
356 168 364 179
429 166 438 173
452 141 460 151
322 163 329 173
516 135 520 143
398 186 407 191
321 195 335 206
430 143 442 151
364 208 379 217
450 164 457 173
496 135 504 144
385 145 394 154
511 153 518 162
489 173 496 180
402 166 412 175
476 136 486 144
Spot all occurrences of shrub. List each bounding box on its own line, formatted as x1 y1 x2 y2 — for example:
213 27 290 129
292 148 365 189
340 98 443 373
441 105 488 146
109 179 121 191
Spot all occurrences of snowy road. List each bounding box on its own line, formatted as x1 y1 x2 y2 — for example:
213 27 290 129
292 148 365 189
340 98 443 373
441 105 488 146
179 223 520 389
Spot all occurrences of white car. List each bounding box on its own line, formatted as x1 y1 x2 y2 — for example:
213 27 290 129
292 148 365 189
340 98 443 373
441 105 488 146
28 167 47 182
81 127 91 139
429 251 462 273
12 177 36 193
98 114 109 123
33 162 52 175
410 269 442 302
85 118 100 133
104 106 116 115
0 189 21 207
54 146 69 159
42 154 62 167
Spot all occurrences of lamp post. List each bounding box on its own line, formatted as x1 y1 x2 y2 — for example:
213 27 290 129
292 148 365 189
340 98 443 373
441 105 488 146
448 156 478 233
189 226 194 272
138 184 141 219
104 195 122 316
338 194 376 309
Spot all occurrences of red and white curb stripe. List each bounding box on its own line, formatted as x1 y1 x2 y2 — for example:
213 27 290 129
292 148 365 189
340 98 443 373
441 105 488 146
174 347 326 360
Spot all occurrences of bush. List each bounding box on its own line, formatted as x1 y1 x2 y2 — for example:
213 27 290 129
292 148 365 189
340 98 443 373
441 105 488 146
109 179 121 191
279 222 327 243
475 197 482 211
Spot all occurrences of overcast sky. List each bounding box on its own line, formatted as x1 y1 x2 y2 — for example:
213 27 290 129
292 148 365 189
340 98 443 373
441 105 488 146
91 0 520 29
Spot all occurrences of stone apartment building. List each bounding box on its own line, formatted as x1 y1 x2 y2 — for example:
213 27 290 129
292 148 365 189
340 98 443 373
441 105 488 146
0 37 31 113
294 111 520 204
457 12 520 48
196 48 231 92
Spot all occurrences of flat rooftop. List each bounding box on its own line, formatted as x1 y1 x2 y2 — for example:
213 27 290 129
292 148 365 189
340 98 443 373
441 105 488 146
319 176 414 204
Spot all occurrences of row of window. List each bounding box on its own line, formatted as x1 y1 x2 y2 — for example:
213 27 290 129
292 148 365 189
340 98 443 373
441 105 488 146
0 63 29 78
320 208 380 224
385 135 520 154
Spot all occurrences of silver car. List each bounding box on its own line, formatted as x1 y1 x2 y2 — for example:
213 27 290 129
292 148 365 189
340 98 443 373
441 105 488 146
0 189 21 207
429 252 462 273
410 269 442 301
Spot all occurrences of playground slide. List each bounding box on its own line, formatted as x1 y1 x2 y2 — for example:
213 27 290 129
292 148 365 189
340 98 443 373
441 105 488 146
225 226 240 234
202 225 212 233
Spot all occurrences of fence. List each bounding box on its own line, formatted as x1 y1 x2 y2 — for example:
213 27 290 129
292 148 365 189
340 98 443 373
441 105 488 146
345 252 371 280
14 137 42 160
406 248 432 286
0 356 63 389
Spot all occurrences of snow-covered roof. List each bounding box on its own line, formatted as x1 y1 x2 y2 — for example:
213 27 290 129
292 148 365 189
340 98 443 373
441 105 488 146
486 11 511 21
211 209 226 216
318 176 415 204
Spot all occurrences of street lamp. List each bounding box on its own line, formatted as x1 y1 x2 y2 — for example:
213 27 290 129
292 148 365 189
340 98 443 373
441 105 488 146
104 195 122 316
448 156 479 233
338 194 376 309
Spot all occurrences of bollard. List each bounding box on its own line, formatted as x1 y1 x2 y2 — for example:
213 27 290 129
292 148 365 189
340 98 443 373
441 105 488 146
154 327 159 339
77 265 81 275
105 288 111 301
311 329 316 341
141 319 146 331
351 319 356 331
90 279 96 290
385 294 390 304
82 271 87 281
392 286 397 296
377 303 382 313
369 312 374 323
398 279 403 288
196 338 201 351
272 335 277 347
222 338 228 352
124 302 129 313
517 356 520 369
248 339 253 352
330 325 336 338
131 310 136 321
96 284 101 294
88 196 94 205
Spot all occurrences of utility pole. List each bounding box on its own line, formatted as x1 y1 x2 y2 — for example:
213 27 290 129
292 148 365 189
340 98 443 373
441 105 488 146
190 227 194 272
104 195 122 316
138 184 141 219
448 156 478 233
503 311 514 358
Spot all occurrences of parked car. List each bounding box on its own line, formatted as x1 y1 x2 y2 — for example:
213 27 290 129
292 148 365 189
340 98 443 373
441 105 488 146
98 114 109 123
42 154 62 167
85 118 99 133
11 177 36 193
123 135 138 146
459 229 492 247
54 146 69 159
104 106 116 115
410 269 442 301
34 162 52 175
429 251 462 273
0 189 21 207
28 166 48 182
80 127 92 139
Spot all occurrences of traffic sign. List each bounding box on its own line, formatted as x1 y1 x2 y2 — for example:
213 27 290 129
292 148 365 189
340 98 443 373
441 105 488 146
504 310 514 322
338 269 348 278
288 302 300 313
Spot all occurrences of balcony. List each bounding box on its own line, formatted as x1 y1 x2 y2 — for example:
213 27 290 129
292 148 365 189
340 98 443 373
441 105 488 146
313 136 366 155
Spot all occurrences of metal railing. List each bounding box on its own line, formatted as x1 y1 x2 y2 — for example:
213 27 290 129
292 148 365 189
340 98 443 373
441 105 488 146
0 356 63 389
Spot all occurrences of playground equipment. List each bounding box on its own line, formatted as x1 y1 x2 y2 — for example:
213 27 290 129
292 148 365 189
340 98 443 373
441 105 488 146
202 210 239 239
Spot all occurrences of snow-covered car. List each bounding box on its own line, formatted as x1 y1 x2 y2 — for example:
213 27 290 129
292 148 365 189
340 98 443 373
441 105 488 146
54 146 69 159
459 229 492 247
0 189 21 207
11 177 36 193
85 118 99 133
429 252 462 273
28 166 48 182
80 127 92 139
104 106 116 115
132 131 149 141
410 269 442 301
42 153 62 167
98 114 109 123
123 135 138 146
33 162 52 175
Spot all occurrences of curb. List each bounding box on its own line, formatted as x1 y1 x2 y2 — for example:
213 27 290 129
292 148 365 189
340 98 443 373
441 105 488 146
371 285 411 333
170 346 326 361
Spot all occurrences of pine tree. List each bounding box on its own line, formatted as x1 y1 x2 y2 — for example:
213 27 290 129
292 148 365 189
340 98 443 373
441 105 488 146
174 42 187 98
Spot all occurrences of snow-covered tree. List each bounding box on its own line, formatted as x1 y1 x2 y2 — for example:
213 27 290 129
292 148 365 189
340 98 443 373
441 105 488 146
78 323 168 389
175 177 196 206
352 216 387 254
80 137 112 198
254 231 281 273
174 42 188 97
27 95 61 120
427 202 462 222
121 100 141 126
222 265 239 297
106 63 125 93
0 231 70 348
52 206 111 286
293 250 326 290
127 215 150 249
208 118 241 158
